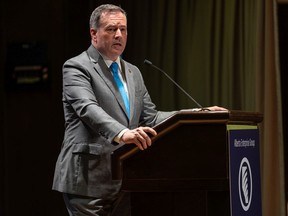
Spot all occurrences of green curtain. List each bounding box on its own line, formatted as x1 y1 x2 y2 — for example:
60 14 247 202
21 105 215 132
124 0 259 111
258 0 285 215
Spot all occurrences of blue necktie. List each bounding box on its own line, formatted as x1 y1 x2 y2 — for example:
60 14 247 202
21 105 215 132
110 62 130 118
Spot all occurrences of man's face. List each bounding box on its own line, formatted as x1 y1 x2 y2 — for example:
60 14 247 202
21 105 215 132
91 11 127 61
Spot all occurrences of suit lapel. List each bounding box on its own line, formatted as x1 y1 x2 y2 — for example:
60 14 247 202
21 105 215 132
121 60 135 121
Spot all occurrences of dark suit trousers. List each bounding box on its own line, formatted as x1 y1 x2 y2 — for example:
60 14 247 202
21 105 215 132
63 192 131 216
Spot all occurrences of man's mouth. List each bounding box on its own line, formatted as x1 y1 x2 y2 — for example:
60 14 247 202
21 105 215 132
113 42 122 47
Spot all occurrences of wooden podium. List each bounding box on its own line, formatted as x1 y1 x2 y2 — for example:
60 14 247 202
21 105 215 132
111 110 263 216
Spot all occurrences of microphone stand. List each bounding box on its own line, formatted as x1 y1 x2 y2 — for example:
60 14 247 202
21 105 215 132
144 59 206 110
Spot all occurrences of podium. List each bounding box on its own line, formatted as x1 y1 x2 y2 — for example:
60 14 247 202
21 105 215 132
111 110 263 216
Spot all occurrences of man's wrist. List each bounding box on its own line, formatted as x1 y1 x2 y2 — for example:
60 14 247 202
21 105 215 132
114 128 129 144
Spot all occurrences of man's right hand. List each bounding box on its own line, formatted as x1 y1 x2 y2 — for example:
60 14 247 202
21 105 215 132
121 127 157 150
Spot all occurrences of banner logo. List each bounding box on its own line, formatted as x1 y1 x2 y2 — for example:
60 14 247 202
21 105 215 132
238 157 252 211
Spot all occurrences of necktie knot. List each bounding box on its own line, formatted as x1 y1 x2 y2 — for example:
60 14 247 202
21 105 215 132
111 62 119 75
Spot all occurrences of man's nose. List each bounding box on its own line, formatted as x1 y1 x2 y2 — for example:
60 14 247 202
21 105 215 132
115 28 122 37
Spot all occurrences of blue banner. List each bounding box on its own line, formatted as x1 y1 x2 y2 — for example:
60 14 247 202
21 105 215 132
229 128 262 216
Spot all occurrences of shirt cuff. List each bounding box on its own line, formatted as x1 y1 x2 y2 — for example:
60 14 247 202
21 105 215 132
114 128 129 144
180 108 202 112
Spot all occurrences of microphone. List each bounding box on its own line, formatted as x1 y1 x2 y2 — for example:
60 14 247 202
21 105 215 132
144 59 203 109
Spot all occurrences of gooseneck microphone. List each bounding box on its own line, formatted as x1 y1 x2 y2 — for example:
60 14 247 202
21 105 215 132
144 59 203 109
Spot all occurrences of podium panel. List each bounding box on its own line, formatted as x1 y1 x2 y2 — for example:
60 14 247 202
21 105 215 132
111 110 263 216
228 126 262 216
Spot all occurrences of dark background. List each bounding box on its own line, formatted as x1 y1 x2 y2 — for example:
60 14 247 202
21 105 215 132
0 0 287 215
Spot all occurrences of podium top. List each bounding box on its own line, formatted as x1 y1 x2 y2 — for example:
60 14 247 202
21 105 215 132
153 110 263 133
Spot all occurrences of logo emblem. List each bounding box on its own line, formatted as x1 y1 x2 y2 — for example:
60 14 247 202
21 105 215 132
238 157 252 211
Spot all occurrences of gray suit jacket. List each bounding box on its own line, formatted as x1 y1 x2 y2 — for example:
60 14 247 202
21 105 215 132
52 45 175 198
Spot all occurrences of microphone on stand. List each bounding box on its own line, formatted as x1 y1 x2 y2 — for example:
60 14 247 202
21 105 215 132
144 59 205 109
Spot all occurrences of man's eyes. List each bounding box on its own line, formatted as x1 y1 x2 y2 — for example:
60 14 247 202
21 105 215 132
106 27 127 33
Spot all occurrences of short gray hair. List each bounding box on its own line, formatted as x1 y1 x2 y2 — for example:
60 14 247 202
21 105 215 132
89 4 127 29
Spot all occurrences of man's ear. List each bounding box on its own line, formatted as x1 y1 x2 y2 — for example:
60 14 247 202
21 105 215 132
90 28 97 41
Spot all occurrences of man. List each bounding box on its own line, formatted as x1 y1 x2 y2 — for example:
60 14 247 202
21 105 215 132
52 4 226 216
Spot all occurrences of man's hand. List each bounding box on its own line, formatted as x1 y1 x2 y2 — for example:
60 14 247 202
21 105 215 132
205 106 227 111
121 127 157 150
